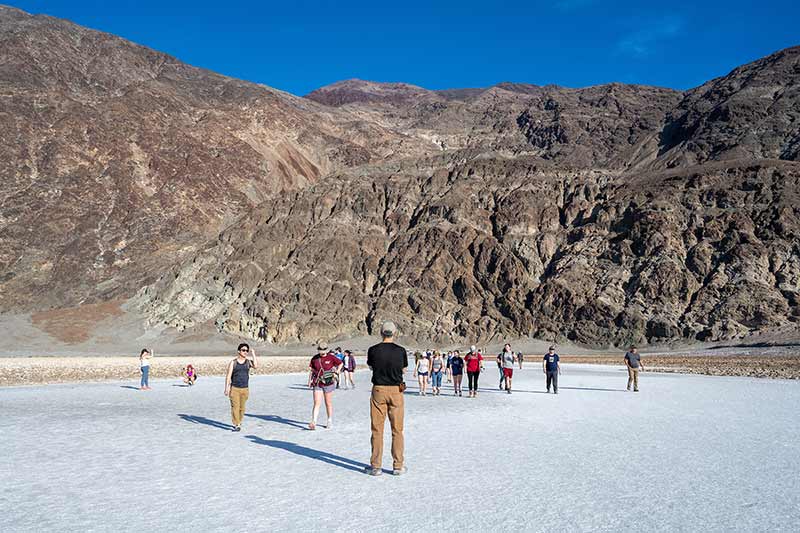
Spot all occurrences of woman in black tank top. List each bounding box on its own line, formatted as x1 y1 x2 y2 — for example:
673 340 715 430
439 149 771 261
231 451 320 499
225 343 258 431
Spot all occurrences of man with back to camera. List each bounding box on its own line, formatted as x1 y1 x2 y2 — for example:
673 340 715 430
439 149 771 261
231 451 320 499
365 321 408 476
624 346 644 392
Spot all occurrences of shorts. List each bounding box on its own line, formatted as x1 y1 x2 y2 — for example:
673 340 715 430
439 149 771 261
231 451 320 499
314 383 336 394
452 371 463 376
417 372 428 377
503 368 514 378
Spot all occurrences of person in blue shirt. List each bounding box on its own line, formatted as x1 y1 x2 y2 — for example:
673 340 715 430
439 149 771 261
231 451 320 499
542 346 561 394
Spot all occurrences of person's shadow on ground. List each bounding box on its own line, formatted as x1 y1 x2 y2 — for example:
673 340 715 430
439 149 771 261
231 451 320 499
244 413 307 429
244 436 368 474
120 385 141 390
177 414 233 431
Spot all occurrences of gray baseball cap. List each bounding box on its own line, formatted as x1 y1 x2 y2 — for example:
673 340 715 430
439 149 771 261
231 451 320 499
380 321 397 336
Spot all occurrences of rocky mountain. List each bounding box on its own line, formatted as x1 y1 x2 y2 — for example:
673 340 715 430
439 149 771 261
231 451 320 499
308 79 683 168
2 5 798 348
0 5 435 310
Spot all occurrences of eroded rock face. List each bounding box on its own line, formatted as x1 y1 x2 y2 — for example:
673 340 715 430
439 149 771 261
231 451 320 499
3 5 799 348
651 46 800 168
0 6 435 310
136 158 800 347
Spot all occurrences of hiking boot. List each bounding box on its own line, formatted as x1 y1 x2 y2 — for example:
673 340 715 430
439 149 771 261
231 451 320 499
364 466 383 476
392 466 407 476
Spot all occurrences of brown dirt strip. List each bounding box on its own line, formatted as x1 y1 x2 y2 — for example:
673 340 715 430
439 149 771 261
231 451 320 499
2 354 799 387
0 356 312 387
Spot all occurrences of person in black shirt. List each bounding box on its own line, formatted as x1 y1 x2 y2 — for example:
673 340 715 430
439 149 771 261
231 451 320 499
365 321 408 476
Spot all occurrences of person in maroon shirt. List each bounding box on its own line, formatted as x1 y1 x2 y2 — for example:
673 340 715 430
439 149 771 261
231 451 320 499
307 343 343 430
464 345 484 398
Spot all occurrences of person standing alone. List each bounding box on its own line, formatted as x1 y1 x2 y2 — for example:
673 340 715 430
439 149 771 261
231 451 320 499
543 346 560 394
624 346 644 392
224 343 257 432
139 348 152 390
365 321 408 476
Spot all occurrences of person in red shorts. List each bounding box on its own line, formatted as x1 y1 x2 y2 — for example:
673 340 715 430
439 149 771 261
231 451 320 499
498 343 517 393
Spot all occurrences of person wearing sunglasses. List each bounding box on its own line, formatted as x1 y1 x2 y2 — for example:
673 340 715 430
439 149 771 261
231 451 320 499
224 343 258 431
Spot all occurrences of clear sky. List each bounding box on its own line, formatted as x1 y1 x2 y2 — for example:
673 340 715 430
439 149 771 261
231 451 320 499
8 0 800 95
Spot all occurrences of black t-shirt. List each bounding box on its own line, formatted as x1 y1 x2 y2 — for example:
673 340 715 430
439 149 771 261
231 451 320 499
367 342 408 386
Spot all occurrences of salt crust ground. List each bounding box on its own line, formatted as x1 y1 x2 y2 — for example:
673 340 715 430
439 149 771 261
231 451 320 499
1 365 798 532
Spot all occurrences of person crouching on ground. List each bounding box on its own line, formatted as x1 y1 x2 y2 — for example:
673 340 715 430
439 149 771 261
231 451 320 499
543 346 560 393
307 344 343 430
224 343 257 432
365 321 408 476
182 364 197 386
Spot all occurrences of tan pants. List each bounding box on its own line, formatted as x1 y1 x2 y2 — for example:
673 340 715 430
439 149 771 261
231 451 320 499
627 368 639 391
370 385 405 470
229 386 249 426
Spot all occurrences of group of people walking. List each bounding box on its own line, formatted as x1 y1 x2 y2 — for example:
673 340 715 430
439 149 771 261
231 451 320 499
137 326 645 477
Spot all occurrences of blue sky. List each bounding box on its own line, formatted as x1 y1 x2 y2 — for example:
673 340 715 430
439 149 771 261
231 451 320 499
8 0 800 95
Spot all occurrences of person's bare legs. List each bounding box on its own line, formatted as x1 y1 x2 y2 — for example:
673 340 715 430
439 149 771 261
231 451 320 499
454 374 462 395
323 390 334 428
310 388 323 429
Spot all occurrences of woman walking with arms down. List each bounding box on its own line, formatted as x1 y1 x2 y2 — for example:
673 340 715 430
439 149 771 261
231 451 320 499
465 346 484 398
224 343 257 432
139 348 152 390
414 351 430 396
450 350 464 396
308 344 343 429
430 351 444 395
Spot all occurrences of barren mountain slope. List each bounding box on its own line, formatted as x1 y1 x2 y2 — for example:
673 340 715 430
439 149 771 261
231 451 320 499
136 156 800 347
0 6 434 310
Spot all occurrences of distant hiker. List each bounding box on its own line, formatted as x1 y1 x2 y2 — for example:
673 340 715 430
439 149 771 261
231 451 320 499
446 351 454 383
414 351 430 396
499 343 517 393
182 364 197 386
496 350 504 389
430 351 444 396
465 345 484 398
543 346 561 394
307 344 343 429
517 352 524 369
365 321 408 476
334 347 345 388
342 350 357 389
224 343 258 432
450 350 464 396
139 348 152 390
624 346 644 392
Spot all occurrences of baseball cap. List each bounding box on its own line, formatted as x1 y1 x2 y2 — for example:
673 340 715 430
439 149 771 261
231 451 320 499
317 342 328 351
380 321 397 336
